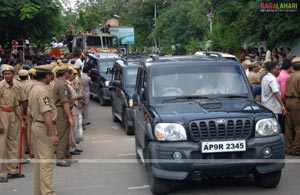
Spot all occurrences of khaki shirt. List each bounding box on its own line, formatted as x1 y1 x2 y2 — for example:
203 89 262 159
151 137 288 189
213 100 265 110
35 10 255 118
52 78 73 107
14 79 27 103
248 71 260 85
285 71 300 98
73 75 83 94
22 80 36 98
28 81 57 122
0 80 19 108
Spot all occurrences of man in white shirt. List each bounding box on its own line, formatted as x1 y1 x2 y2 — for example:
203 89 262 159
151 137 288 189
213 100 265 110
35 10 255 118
261 62 286 118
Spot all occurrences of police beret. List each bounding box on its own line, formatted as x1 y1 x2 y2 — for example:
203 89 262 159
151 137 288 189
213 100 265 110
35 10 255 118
263 59 271 65
50 61 58 67
1 64 14 73
55 64 69 73
73 64 81 70
28 68 36 76
19 69 29 77
57 59 63 64
35 65 53 73
292 57 300 64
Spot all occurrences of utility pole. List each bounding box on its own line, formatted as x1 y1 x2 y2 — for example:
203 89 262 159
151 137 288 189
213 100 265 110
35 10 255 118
207 10 214 33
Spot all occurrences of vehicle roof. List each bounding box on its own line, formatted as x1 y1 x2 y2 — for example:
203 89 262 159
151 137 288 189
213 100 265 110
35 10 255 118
142 55 240 68
194 51 238 60
88 52 121 59
115 59 142 68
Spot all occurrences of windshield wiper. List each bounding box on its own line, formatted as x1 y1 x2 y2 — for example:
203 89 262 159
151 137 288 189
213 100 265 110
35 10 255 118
219 95 249 99
161 96 209 103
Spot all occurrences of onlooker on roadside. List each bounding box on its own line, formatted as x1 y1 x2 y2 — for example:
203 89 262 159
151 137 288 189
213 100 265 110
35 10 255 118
265 46 271 60
286 48 293 59
276 58 292 133
261 62 286 119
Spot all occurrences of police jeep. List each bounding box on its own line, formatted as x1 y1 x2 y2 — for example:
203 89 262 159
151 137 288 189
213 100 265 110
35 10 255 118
85 52 121 105
131 55 285 194
109 58 142 135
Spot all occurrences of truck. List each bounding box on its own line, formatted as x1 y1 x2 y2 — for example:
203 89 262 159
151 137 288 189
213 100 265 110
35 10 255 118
72 33 119 56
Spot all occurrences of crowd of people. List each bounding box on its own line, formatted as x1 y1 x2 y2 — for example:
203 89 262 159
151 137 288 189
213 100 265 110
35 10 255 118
241 46 300 157
0 52 91 195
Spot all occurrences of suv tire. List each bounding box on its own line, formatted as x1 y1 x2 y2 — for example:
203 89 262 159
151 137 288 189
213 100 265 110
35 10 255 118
149 163 171 195
253 170 281 188
123 112 134 135
98 89 109 106
111 104 118 122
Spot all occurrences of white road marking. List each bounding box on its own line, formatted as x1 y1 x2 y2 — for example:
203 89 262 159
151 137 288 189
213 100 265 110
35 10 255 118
125 138 135 141
117 153 136 157
128 185 150 190
91 140 112 143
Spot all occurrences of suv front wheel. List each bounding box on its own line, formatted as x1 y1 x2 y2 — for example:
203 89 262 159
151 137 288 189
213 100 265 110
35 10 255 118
253 170 281 188
149 162 171 195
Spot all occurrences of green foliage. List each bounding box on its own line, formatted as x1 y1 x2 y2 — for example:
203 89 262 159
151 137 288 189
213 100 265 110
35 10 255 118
0 0 64 45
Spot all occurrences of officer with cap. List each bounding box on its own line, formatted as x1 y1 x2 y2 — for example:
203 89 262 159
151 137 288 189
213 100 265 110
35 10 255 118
248 61 261 85
29 64 58 195
285 57 300 155
0 65 25 182
52 64 74 166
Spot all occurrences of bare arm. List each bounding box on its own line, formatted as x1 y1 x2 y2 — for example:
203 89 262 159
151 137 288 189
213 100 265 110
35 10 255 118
274 92 286 115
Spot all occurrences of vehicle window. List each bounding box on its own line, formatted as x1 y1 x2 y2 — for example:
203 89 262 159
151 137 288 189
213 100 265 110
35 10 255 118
125 68 138 87
76 37 81 47
98 60 116 73
89 58 98 73
86 36 101 47
114 66 122 81
150 65 249 101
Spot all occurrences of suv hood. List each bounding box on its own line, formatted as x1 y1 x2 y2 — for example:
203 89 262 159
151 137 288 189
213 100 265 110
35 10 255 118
152 100 272 123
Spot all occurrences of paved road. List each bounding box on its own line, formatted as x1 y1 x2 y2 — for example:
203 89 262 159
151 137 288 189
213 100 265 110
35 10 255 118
1 100 300 195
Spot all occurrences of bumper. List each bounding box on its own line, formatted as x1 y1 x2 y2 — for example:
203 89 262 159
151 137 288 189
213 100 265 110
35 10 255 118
149 134 285 180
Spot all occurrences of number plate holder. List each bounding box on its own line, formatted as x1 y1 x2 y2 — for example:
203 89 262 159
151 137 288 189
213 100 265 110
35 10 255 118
201 140 246 153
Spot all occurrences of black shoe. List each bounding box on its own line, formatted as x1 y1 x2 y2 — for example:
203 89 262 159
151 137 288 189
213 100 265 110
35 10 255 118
75 149 83 152
86 122 91 125
7 173 25 179
0 177 8 183
70 150 81 155
56 160 71 167
292 151 300 156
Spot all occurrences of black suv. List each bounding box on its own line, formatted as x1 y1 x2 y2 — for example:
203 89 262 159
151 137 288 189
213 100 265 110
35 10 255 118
110 59 141 135
132 56 285 194
85 52 121 105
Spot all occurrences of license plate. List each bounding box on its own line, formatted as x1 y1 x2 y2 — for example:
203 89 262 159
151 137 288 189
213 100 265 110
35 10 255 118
201 140 246 153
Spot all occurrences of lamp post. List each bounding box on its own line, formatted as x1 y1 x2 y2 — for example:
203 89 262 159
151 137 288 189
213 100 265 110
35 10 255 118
207 11 214 33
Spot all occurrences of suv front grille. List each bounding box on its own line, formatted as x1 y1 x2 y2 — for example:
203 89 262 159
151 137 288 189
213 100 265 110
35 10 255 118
189 119 252 141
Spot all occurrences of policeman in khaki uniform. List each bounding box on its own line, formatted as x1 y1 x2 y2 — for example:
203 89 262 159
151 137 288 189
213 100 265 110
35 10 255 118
29 65 58 195
285 57 300 156
0 65 25 183
52 64 74 166
25 68 36 155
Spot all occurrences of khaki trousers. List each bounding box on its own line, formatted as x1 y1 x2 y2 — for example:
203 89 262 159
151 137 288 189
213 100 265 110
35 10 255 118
0 111 19 177
69 115 78 150
32 122 56 195
55 107 70 159
285 98 300 153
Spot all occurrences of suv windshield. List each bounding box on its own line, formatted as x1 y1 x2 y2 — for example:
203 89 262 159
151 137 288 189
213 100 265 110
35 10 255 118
150 65 250 103
98 59 116 73
125 67 139 88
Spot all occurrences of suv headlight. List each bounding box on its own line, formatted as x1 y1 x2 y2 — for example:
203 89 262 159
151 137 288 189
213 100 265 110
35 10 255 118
154 123 187 141
255 118 279 137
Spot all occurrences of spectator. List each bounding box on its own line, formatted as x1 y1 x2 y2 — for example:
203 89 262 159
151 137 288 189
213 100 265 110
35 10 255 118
261 62 286 119
286 48 293 59
80 67 91 129
265 46 271 60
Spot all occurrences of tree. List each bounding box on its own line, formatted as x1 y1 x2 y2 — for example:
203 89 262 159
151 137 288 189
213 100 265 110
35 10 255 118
0 0 64 45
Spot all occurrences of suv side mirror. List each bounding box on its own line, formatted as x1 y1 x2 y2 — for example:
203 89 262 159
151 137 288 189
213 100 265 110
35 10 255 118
140 88 146 102
111 80 121 88
107 68 113 74
251 84 261 97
